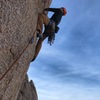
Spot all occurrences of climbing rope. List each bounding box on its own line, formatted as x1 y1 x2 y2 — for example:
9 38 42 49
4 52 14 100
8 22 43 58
0 30 36 81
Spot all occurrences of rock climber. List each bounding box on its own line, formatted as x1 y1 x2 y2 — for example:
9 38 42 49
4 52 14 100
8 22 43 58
31 7 67 62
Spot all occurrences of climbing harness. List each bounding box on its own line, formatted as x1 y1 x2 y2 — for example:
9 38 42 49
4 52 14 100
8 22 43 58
44 20 56 45
45 20 55 34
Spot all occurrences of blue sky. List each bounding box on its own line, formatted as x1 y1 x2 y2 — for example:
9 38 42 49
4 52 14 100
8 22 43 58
28 0 100 100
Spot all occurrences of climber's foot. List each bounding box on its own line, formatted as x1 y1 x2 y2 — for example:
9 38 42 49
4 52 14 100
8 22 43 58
37 33 43 39
31 57 36 62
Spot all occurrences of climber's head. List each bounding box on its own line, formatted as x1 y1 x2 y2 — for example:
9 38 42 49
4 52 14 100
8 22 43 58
61 7 67 16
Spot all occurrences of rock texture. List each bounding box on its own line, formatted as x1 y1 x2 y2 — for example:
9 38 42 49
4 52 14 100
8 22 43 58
17 75 38 100
0 0 52 100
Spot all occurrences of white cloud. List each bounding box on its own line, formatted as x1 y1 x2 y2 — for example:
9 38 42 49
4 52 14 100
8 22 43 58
28 72 100 100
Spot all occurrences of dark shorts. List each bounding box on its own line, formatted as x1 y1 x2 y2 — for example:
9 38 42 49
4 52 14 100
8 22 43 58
44 20 55 37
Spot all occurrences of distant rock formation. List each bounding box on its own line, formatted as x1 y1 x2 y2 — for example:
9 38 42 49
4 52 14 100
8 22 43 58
17 75 38 100
0 0 52 100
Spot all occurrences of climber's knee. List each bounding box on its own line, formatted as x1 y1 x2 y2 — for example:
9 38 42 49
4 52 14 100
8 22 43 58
42 14 50 25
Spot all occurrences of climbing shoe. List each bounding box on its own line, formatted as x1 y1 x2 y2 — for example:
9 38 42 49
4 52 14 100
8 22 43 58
37 33 43 39
31 56 36 62
36 29 43 39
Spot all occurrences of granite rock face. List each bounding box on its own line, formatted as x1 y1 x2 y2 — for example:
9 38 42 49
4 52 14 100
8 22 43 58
0 0 52 100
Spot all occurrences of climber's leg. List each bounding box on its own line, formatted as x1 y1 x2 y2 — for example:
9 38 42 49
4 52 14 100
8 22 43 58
36 13 50 35
31 13 50 62
31 34 47 62
37 13 44 34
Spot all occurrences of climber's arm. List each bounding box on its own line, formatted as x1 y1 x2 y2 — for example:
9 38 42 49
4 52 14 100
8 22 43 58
44 8 59 13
